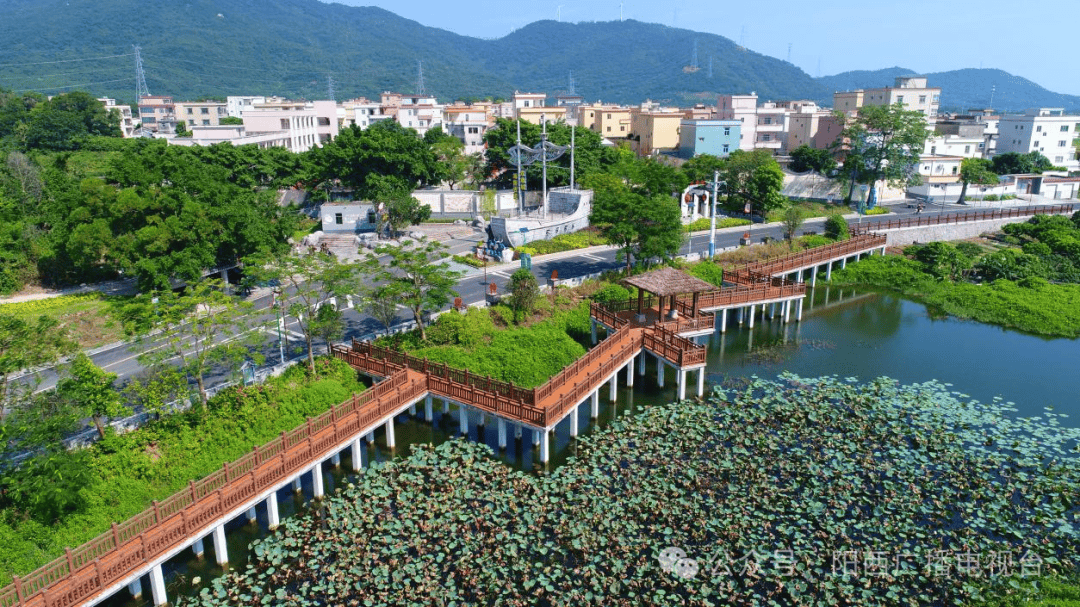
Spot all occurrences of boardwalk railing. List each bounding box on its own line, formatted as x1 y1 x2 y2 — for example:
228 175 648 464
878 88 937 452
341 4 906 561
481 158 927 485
643 326 706 367
725 233 887 278
1 370 427 607
849 204 1078 235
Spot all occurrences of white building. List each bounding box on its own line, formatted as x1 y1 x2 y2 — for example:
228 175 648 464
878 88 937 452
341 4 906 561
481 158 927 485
226 96 266 119
98 98 136 137
996 108 1079 171
444 105 490 154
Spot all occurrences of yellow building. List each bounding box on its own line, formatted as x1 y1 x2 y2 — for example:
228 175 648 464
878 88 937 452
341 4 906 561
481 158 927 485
629 110 683 155
517 105 568 125
579 104 632 139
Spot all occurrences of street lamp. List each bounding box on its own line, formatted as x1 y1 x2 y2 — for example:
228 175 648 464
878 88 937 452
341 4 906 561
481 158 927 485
708 170 726 258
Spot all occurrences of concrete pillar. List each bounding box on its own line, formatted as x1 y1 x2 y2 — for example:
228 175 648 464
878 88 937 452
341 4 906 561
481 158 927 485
385 416 396 449
424 396 433 422
212 524 228 565
697 368 706 397
312 464 324 499
246 507 257 524
798 269 804 282
590 318 597 345
784 300 791 323
569 404 579 437
409 402 416 416
677 369 687 401
657 357 665 387
627 357 635 387
267 491 280 529
292 477 302 493
841 257 847 269
881 246 887 256
459 406 468 435
811 266 818 288
797 298 804 322
826 261 833 281
533 428 541 446
498 419 507 450
350 438 363 471
638 352 646 375
738 307 744 325
365 431 375 444
193 538 205 557
149 565 167 607
515 423 522 440
442 399 450 414
539 430 549 463
748 304 756 329
720 308 728 333
591 390 600 418
478 413 486 428
330 452 341 467
128 578 143 599
609 374 617 402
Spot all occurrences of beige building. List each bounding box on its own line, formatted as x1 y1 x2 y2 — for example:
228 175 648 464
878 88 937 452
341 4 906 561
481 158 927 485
833 76 941 125
580 104 632 139
174 101 228 128
628 110 683 155
517 105 568 125
99 98 136 137
445 105 491 154
716 94 789 152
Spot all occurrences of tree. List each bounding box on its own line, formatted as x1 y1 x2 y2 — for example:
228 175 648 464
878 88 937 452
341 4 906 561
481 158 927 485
720 150 787 216
781 206 806 247
508 268 540 322
957 158 998 204
990 151 1062 175
426 127 469 189
0 314 74 420
378 192 432 238
312 304 346 351
365 241 462 342
680 154 727 184
219 116 243 125
305 121 442 199
123 279 261 408
789 145 837 174
365 286 401 333
246 253 358 372
590 181 685 273
824 214 850 241
23 91 122 151
838 103 930 207
56 354 127 440
174 122 190 137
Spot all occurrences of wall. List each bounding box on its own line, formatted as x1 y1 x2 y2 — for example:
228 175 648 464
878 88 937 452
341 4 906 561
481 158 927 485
880 214 1071 246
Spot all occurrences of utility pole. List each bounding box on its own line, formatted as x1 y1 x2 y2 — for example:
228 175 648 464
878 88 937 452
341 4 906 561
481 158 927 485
709 170 722 258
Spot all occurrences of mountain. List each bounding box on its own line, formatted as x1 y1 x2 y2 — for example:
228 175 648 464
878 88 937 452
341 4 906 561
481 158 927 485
1 0 1076 114
0 0 824 105
817 68 1080 113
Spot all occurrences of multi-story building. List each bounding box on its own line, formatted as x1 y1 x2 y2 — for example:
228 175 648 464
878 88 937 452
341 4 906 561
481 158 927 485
225 96 266 119
996 108 1079 171
787 106 844 152
677 119 741 158
936 109 999 157
137 95 176 133
517 105 568 126
512 91 547 116
628 110 683 156
339 97 388 130
444 105 490 154
242 101 322 153
716 94 789 152
579 104 632 140
174 101 228 128
393 94 444 136
98 98 136 137
833 76 941 126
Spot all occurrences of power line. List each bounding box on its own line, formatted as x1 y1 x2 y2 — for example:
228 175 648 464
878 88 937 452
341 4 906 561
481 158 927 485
0 52 134 69
11 78 130 93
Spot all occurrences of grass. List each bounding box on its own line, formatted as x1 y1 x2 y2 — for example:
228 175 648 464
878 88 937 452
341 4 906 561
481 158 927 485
290 217 320 243
0 293 128 349
0 357 365 586
685 217 751 232
451 254 487 269
765 201 849 223
514 228 608 257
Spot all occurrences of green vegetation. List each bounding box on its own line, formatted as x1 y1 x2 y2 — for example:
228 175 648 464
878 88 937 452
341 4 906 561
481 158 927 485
451 253 486 268
685 216 751 232
862 205 890 215
375 304 590 388
831 214 1080 337
764 201 845 223
824 214 850 240
789 144 837 174
0 293 128 351
179 374 1079 607
839 102 930 204
514 228 609 257
0 357 365 586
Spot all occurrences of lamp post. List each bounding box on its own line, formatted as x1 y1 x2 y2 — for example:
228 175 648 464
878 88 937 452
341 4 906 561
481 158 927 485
272 288 285 364
708 170 725 258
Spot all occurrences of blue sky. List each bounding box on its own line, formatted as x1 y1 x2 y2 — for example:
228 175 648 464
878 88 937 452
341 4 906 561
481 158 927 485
326 0 1078 96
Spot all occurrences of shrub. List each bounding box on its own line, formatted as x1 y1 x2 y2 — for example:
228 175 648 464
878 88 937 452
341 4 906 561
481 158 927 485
824 214 850 240
507 268 540 322
955 242 984 259
591 283 631 304
798 235 832 249
864 206 889 215
686 217 751 232
687 262 726 286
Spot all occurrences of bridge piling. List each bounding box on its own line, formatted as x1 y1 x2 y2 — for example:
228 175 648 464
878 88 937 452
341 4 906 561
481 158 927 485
677 369 687 401
312 464 325 499
212 524 228 564
539 430 550 463
697 368 706 397
246 507 257 523
609 375 617 402
638 352 646 375
385 416 396 449
748 304 756 329
515 423 523 440
193 538 204 557
330 453 340 467
459 407 469 436
267 491 280 529
657 356 665 387
350 438 363 470
127 578 142 599
570 404 579 437
720 309 728 333
532 428 540 446
811 265 818 288
442 399 450 414
626 356 635 387
149 564 167 606
424 396 433 421
365 432 375 444
292 477 302 492
498 419 507 449
591 390 600 418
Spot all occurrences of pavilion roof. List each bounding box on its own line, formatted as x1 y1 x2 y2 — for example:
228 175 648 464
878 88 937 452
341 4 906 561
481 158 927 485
622 267 716 297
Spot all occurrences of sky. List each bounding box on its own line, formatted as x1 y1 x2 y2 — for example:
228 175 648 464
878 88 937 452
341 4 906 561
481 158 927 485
325 0 1079 96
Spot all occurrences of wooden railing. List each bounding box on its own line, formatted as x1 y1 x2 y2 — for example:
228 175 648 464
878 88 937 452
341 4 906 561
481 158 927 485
849 204 1078 235
1 370 427 607
689 282 807 310
724 233 887 278
543 326 643 423
643 326 706 367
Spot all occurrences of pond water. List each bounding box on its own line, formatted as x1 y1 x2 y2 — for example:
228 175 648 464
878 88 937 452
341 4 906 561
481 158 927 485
103 285 1078 606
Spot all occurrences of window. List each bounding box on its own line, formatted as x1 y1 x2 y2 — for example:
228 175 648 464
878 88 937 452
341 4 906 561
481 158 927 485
897 95 904 103
1059 141 1068 147
761 134 771 141
606 127 611 132
951 166 958 175
964 145 970 153
1036 125 1042 132
467 127 479 134
201 108 209 115
722 144 730 153
318 117 331 126
367 211 377 224
1035 141 1040 148
620 125 625 132
1055 156 1064 162
699 137 705 142
723 127 730 135
202 120 210 125
763 117 772 125
1061 125 1070 132
919 95 927 103
607 113 612 119
280 119 290 129
334 213 343 225
931 146 936 154
185 108 193 115
188 120 195 126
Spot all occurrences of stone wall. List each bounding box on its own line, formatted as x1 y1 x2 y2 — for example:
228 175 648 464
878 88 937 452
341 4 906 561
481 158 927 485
879 213 1070 246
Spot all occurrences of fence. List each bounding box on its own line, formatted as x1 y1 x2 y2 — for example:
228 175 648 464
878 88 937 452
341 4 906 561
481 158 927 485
849 204 1078 235
1 371 426 607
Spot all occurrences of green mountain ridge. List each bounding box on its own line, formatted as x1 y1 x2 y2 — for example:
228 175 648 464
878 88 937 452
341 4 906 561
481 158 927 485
1 0 1076 113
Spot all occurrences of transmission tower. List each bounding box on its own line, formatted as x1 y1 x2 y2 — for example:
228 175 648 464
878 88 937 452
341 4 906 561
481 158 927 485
691 39 699 69
416 60 425 96
787 43 792 63
568 70 576 95
327 74 335 102
133 44 150 103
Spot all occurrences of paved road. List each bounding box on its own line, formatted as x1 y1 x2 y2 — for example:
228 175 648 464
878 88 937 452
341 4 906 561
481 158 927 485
14 198 1053 395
